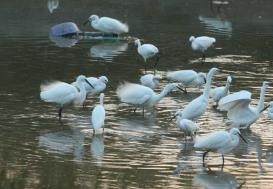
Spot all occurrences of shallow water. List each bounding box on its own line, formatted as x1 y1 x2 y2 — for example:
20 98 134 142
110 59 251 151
1 0 273 188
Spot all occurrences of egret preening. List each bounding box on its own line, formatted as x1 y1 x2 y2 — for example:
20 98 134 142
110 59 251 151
267 102 273 120
194 128 247 167
83 15 129 35
91 93 106 134
166 70 206 93
134 39 159 70
175 113 199 138
175 67 219 120
140 74 161 89
189 36 216 62
210 75 232 105
40 75 94 119
218 81 269 129
116 82 177 114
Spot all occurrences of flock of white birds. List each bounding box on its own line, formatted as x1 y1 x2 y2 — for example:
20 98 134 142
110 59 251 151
40 14 273 167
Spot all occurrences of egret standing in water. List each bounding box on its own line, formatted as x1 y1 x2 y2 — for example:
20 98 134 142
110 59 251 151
40 75 94 119
210 75 232 106
194 128 247 167
218 81 269 129
175 67 219 120
134 39 159 70
140 74 161 89
116 82 177 114
189 36 216 62
175 112 199 139
91 93 106 134
166 70 206 93
83 15 129 35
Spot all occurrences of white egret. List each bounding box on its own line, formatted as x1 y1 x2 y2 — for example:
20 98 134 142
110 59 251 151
268 101 273 119
134 39 159 69
175 114 199 138
140 74 161 89
91 93 105 134
194 128 247 167
83 15 129 35
166 70 206 93
218 81 269 129
176 67 219 120
189 36 216 61
40 75 94 119
116 82 177 113
210 75 232 105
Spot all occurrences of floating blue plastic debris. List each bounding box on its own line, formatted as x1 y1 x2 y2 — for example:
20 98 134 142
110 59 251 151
49 22 81 37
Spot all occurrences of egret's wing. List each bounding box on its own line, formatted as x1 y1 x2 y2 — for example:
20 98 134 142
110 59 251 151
92 105 105 129
99 17 128 33
182 96 206 120
194 131 230 151
166 70 196 82
218 90 251 111
195 36 216 48
40 81 67 92
116 82 153 105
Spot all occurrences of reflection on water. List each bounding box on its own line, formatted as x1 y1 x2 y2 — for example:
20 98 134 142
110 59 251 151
89 41 128 62
91 134 104 166
47 0 59 14
49 35 79 47
194 170 240 189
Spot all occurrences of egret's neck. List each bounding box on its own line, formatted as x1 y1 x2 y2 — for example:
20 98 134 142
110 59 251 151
151 87 171 105
203 72 215 99
99 95 104 106
257 85 267 112
76 81 87 104
224 81 231 93
136 40 141 49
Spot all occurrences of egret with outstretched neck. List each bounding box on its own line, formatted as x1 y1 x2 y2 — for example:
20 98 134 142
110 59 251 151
40 75 94 119
140 74 161 89
210 75 232 105
175 67 219 120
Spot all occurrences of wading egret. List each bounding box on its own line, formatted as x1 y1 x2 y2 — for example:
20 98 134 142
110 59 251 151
91 93 105 134
83 15 129 35
194 128 247 167
210 75 232 105
268 102 273 119
218 81 269 129
134 39 159 69
40 75 94 119
189 36 216 61
176 67 219 120
116 82 177 113
140 74 161 89
175 113 199 138
166 70 206 93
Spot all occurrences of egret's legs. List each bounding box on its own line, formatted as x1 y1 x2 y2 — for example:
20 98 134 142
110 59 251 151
203 151 209 167
58 107 63 120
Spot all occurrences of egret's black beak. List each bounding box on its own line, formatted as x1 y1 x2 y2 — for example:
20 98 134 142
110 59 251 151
176 85 187 93
238 133 247 143
83 20 89 26
85 79 94 88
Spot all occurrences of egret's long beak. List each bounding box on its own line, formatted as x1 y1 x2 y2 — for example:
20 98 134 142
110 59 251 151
83 20 89 26
176 85 186 93
85 79 94 88
260 104 270 113
238 133 247 143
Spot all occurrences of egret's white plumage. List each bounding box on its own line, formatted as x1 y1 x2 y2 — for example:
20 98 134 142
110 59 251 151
91 93 105 134
40 75 93 119
176 67 219 120
140 74 161 89
210 75 232 104
175 116 199 138
166 70 206 92
116 82 177 110
189 36 216 60
135 39 159 67
194 128 246 166
72 76 108 97
84 15 128 35
268 101 273 120
218 81 269 129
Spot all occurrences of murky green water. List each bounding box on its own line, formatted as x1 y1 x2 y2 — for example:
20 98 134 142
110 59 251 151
1 0 273 188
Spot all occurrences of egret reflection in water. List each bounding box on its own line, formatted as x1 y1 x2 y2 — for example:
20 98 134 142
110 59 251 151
194 170 243 189
89 41 128 62
91 134 104 166
47 0 59 14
